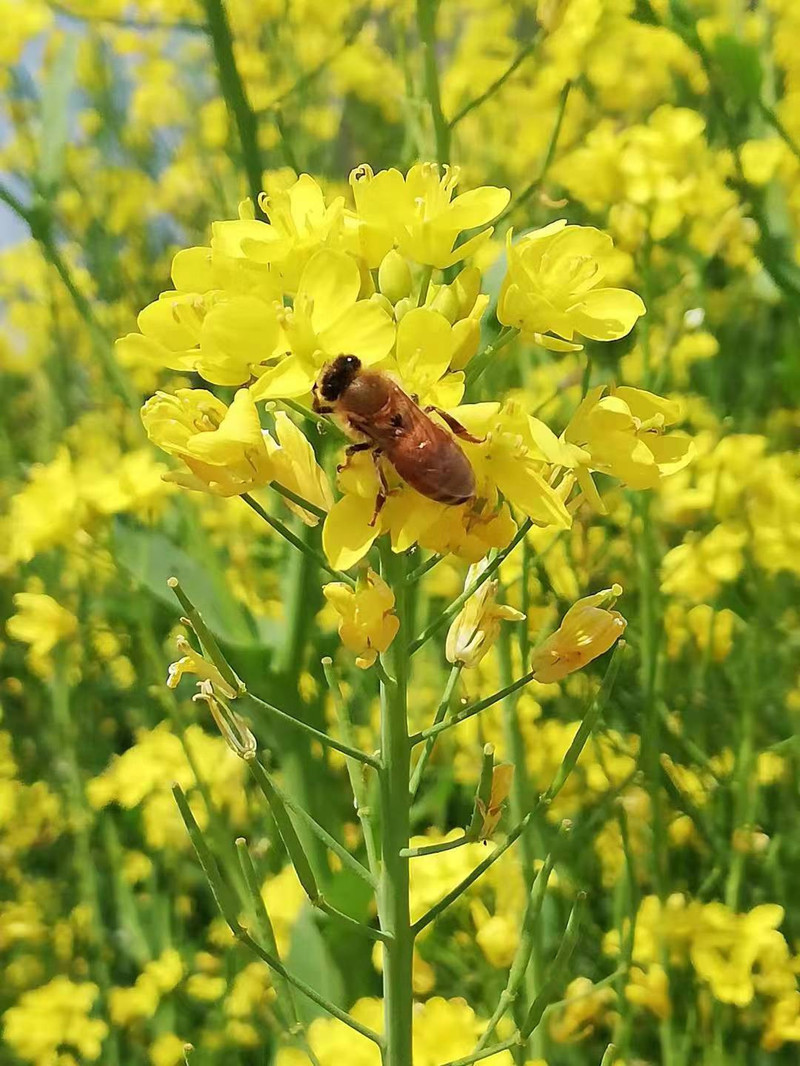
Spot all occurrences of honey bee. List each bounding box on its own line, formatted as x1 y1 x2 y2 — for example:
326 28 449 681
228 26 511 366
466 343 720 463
313 355 481 521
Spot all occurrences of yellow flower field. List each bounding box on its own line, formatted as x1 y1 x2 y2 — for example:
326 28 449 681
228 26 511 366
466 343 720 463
2 1 800 1064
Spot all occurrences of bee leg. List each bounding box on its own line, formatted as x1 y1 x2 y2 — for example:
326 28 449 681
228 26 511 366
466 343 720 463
368 452 389 527
425 405 485 443
336 441 372 474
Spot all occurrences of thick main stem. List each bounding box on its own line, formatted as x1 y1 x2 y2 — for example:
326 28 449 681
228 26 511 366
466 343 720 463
379 547 414 1066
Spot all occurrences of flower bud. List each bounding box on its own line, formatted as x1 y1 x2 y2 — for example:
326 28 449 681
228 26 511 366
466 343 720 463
530 585 626 683
429 284 460 324
378 250 412 303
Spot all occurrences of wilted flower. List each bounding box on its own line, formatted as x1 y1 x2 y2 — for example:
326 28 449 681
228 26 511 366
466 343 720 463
323 568 400 669
445 559 525 668
531 585 626 683
166 636 238 700
498 221 645 350
264 411 333 525
475 763 515 841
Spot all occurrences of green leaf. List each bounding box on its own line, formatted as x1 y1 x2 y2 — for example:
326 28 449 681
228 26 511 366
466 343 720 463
39 32 80 192
285 906 346 1025
713 35 763 105
112 518 264 647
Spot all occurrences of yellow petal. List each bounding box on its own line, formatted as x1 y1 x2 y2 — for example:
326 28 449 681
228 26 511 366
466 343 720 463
300 249 361 334
442 186 511 229
250 356 317 400
568 287 646 341
323 495 381 569
395 307 454 392
319 299 395 365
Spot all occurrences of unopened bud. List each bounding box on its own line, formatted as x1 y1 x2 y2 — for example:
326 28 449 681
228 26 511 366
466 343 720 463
378 249 412 303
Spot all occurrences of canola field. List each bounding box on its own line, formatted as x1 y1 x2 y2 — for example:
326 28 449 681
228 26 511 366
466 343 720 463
2 2 800 1065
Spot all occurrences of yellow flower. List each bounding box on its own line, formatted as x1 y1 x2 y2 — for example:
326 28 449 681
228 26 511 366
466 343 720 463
445 559 525 668
2 977 108 1063
117 287 280 388
323 568 400 669
563 385 694 510
251 248 395 399
349 162 510 268
690 902 787 1006
548 976 617 1043
141 387 273 497
6 593 77 661
625 964 671 1019
264 410 333 525
149 1032 189 1066
212 173 347 293
530 586 626 683
498 222 645 350
763 992 800 1051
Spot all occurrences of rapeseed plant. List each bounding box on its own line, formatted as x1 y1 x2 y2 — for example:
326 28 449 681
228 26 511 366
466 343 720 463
3 1 800 1064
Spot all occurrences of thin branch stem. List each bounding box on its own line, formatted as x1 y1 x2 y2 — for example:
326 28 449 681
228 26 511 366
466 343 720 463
262 765 378 889
409 663 463 797
269 481 327 521
494 80 572 228
242 691 381 770
400 834 468 859
450 36 540 127
240 931 384 1045
322 658 381 881
412 645 624 933
416 0 450 165
408 519 532 656
405 552 445 584
440 1034 523 1066
464 326 519 391
409 669 536 747
241 494 355 586
201 0 266 219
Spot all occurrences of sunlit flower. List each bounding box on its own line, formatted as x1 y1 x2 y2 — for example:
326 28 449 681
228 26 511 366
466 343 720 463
323 568 400 669
2 977 108 1063
563 385 694 510
251 248 395 399
445 559 525 668
264 411 333 525
142 388 273 497
530 585 626 683
626 964 671 1019
498 222 645 350
349 162 510 268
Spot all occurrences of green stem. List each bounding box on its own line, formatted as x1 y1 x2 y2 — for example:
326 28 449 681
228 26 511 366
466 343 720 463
236 838 322 1065
464 326 519 391
497 589 539 1061
259 765 377 888
416 0 450 165
201 0 266 218
401 834 469 858
378 544 414 1066
49 658 120 1066
450 36 540 128
409 663 463 798
270 481 327 521
494 80 572 228
519 894 584 1038
410 669 536 745
174 785 383 1047
0 181 137 411
322 658 381 880
409 520 532 655
413 645 624 934
242 691 380 769
474 845 557 1050
241 493 355 586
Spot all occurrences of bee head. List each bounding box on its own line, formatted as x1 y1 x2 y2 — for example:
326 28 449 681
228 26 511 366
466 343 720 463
318 355 362 402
